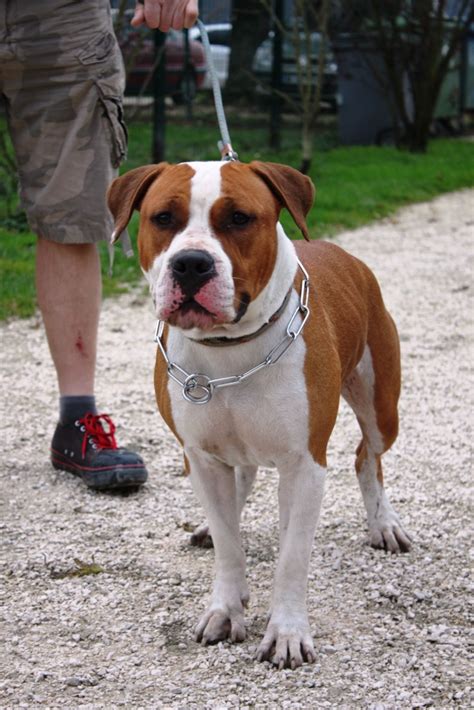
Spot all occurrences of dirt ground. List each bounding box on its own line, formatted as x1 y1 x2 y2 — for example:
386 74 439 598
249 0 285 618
1 190 473 709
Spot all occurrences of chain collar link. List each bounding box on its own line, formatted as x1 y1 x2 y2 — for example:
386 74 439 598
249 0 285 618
154 259 310 405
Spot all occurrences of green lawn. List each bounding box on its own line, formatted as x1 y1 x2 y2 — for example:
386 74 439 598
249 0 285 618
1 115 473 320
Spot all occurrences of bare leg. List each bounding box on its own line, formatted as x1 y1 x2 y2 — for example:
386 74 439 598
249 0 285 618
188 450 249 644
257 456 326 669
36 238 101 396
190 465 257 548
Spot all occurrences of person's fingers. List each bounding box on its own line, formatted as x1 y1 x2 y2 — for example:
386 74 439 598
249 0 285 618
185 0 199 28
134 1 198 31
159 0 180 31
172 0 198 29
144 2 163 30
130 3 146 27
158 1 198 32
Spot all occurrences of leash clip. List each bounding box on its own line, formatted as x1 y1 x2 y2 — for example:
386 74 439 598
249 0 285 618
218 141 239 162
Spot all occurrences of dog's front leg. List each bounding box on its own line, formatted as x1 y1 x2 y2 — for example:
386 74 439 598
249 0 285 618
257 457 326 669
190 465 257 548
188 449 248 645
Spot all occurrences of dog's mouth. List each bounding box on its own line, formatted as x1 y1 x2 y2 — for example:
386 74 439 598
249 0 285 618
180 298 211 317
156 272 241 332
167 298 221 331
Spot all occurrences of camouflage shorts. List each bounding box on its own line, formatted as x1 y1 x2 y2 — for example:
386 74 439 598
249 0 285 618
0 0 128 244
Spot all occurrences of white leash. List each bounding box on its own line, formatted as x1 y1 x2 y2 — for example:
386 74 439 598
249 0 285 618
195 19 238 161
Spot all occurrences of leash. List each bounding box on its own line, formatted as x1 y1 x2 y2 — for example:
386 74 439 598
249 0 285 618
195 19 238 162
154 259 310 405
133 6 237 160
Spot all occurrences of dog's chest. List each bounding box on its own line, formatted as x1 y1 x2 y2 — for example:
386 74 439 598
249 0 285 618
166 331 310 468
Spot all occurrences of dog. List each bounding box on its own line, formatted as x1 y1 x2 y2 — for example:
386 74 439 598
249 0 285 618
108 160 411 669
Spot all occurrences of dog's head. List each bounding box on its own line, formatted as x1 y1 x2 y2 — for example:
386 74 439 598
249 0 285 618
107 161 314 333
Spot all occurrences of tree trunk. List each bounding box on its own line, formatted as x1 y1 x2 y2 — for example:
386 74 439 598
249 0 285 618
300 118 313 174
366 0 474 153
296 0 330 173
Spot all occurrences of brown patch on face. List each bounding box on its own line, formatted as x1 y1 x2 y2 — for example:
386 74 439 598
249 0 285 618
212 162 280 311
249 161 315 241
137 163 195 273
108 163 169 241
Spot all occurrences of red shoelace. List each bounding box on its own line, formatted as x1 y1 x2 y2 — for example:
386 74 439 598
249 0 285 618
79 413 118 458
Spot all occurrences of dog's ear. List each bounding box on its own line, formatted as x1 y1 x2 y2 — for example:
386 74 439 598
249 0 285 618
107 163 168 243
249 161 315 241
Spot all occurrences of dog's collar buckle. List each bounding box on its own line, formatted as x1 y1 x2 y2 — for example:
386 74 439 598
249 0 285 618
154 259 311 405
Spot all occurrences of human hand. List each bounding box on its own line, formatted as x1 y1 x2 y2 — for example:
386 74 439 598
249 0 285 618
131 0 198 32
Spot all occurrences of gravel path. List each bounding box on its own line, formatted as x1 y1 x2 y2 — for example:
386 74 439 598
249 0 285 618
1 190 473 709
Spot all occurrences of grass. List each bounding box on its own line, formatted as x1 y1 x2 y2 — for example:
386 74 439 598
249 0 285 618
49 558 105 580
1 111 473 320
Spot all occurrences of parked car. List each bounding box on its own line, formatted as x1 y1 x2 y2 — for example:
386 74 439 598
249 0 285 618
252 31 339 110
113 11 207 102
189 23 231 89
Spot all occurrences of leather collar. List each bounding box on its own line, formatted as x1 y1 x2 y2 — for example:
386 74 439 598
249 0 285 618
189 288 293 347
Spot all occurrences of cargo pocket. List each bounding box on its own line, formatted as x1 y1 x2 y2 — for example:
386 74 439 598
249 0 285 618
77 32 129 169
96 84 128 168
77 31 117 66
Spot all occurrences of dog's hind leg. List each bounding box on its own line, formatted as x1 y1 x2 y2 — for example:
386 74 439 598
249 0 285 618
342 327 411 553
190 465 257 548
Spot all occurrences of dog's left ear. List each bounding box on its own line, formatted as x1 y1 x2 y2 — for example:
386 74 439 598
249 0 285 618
249 161 315 241
107 163 169 243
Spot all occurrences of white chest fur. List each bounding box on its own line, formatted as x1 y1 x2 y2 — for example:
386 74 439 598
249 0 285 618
166 291 310 469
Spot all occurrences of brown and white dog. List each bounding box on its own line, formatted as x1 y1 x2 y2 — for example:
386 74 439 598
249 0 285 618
108 160 411 669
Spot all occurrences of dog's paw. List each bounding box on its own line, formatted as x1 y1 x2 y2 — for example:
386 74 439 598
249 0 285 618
195 606 246 645
190 524 213 549
369 510 412 553
256 618 316 670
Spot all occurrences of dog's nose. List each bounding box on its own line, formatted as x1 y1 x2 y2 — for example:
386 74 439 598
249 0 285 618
170 249 216 294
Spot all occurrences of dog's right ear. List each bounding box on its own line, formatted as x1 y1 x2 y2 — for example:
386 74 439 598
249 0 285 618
107 163 168 244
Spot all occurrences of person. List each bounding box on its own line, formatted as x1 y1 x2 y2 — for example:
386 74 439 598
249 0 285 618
0 0 198 491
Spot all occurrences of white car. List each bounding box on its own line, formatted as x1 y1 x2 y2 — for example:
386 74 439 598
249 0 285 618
189 23 231 89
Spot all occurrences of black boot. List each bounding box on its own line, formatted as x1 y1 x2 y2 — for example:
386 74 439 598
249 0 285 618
51 413 148 490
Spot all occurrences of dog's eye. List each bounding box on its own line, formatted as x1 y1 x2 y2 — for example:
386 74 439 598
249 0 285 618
152 211 173 227
231 211 250 226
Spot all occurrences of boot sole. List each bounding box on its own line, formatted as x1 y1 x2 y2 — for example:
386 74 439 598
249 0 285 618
52 455 148 490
